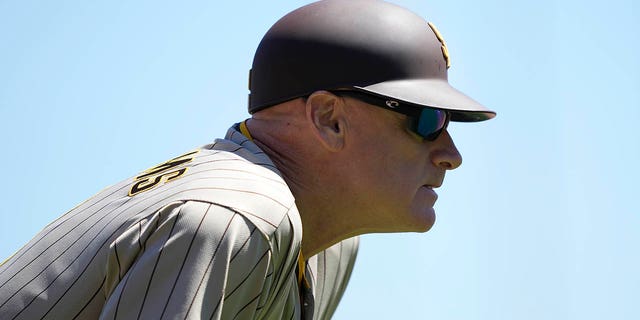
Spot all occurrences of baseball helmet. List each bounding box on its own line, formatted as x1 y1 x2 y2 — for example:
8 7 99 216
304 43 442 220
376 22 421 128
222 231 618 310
248 0 496 122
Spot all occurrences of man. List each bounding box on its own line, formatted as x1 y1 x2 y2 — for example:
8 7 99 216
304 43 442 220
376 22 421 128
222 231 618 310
0 0 495 319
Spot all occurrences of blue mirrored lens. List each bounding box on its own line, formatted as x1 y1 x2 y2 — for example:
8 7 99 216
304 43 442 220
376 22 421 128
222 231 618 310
416 109 447 140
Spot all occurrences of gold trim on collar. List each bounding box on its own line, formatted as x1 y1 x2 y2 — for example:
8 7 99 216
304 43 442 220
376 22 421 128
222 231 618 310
239 120 254 141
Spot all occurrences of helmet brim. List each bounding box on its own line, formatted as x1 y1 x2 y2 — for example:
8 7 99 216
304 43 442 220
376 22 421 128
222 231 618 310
357 78 496 122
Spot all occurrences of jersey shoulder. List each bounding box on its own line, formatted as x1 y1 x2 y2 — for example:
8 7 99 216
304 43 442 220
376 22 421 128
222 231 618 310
124 145 300 242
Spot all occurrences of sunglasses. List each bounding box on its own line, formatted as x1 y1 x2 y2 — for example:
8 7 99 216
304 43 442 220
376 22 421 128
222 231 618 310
331 90 450 141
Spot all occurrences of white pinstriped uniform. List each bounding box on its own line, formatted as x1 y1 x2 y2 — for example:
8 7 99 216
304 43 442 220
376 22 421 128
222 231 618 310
0 125 359 320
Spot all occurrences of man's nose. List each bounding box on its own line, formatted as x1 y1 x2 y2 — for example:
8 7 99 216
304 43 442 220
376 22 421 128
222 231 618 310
430 130 462 170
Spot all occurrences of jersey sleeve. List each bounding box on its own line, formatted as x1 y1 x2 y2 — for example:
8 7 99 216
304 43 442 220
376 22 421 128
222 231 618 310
100 200 275 320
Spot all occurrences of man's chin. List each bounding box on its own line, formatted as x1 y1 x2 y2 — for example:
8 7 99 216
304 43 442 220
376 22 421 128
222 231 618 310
409 207 436 233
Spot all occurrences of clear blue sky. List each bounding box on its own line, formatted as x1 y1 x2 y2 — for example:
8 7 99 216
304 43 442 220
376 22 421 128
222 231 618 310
1 1 638 319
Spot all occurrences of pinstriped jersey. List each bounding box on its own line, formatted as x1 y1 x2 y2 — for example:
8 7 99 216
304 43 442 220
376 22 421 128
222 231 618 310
0 125 359 320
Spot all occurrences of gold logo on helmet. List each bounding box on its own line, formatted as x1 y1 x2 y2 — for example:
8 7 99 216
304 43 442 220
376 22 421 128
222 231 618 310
428 22 450 69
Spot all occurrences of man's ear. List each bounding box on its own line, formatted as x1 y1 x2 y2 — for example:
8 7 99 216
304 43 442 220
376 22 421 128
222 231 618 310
306 91 347 152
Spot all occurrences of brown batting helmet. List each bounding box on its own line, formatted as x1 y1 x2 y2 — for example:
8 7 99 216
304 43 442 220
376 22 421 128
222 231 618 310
248 0 495 122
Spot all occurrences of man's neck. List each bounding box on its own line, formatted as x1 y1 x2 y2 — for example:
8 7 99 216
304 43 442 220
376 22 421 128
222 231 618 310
246 117 357 258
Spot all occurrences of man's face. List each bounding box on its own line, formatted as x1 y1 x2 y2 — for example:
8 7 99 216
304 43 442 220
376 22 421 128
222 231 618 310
343 96 462 233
